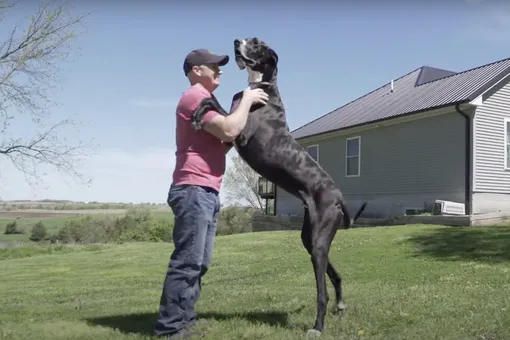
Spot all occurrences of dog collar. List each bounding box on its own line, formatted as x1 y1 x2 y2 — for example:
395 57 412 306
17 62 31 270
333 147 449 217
249 81 275 87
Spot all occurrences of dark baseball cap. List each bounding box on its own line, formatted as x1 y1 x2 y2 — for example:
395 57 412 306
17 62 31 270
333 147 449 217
183 49 229 75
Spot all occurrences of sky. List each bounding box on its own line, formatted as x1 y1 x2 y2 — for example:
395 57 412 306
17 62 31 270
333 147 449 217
1 0 510 205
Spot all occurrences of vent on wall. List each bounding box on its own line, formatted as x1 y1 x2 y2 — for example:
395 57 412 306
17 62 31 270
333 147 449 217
405 208 425 216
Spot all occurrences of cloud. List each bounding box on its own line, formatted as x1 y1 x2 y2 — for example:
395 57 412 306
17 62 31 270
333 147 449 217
0 147 237 205
128 98 177 108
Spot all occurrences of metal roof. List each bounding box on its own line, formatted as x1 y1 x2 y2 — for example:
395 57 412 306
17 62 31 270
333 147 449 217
291 57 510 140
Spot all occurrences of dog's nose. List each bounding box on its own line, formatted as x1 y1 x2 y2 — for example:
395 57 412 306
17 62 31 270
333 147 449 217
234 39 240 47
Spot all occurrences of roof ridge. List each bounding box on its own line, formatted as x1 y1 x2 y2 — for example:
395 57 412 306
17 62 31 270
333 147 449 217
416 56 510 87
421 65 455 72
291 65 424 134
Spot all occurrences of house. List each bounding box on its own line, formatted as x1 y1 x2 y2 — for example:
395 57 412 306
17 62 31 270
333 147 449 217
274 57 510 218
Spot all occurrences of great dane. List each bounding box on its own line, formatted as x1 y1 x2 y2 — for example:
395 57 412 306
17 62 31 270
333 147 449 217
190 37 367 337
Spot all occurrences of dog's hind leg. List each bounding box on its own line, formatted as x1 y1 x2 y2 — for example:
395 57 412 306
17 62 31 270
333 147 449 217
300 192 336 337
309 200 348 337
301 208 341 313
309 229 331 337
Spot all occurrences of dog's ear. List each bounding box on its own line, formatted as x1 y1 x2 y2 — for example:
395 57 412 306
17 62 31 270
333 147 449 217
268 48 278 66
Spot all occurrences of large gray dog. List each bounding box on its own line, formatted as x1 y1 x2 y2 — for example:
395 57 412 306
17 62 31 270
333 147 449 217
191 37 367 337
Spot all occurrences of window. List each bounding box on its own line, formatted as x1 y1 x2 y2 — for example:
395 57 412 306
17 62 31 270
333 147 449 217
506 119 510 170
307 145 319 163
346 136 361 177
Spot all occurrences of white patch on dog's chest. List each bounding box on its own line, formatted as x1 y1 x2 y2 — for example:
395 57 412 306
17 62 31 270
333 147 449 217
247 67 262 84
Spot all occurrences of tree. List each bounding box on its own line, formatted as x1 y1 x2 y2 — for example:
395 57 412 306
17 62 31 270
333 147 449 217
29 220 47 241
0 1 92 186
223 155 274 214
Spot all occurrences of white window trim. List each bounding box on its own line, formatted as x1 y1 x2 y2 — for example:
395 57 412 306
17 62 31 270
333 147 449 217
345 136 361 177
505 118 510 170
307 144 319 163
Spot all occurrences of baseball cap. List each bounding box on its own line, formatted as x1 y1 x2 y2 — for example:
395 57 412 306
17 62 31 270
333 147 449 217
183 48 229 76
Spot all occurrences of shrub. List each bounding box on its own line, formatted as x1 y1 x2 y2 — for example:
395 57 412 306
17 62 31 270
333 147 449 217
29 221 47 242
58 216 109 244
46 205 266 245
4 220 24 235
216 206 255 236
146 218 173 242
50 207 174 245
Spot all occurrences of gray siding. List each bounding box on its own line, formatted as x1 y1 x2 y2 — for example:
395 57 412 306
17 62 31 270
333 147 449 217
472 79 510 213
276 110 467 218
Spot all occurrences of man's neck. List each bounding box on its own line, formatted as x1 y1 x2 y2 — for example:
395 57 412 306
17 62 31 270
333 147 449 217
191 82 214 94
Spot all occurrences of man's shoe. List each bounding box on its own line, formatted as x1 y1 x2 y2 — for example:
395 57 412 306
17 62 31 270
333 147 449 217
166 327 203 339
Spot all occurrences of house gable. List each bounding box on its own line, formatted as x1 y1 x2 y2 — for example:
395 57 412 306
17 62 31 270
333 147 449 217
414 66 457 86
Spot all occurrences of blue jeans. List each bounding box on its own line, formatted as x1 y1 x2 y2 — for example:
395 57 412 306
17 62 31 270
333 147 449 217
154 184 220 336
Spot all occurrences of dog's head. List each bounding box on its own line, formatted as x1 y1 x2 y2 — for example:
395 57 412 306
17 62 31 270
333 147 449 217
234 37 279 84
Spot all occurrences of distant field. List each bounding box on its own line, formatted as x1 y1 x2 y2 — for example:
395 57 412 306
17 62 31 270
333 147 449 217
0 209 129 218
0 209 174 243
0 201 167 212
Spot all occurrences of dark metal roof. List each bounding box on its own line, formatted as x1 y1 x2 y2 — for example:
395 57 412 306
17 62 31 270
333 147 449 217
291 57 510 140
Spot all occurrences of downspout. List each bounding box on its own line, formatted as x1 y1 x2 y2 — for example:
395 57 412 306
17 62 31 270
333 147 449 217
273 186 277 215
455 103 473 215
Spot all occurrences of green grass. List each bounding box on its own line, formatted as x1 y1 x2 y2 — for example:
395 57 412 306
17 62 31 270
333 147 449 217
1 224 510 340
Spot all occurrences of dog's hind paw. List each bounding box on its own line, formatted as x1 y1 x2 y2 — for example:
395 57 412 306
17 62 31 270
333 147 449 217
337 301 346 312
306 329 322 338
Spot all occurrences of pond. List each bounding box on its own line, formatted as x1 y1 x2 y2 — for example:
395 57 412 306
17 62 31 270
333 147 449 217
0 241 27 249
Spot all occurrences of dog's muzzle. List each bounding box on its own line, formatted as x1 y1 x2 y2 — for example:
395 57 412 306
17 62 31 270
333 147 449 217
234 39 255 70
234 52 245 70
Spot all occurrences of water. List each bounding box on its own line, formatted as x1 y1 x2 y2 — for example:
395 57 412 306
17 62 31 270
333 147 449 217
0 242 27 249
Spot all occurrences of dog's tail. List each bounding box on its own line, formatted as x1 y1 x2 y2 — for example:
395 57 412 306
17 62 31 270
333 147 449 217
341 201 367 229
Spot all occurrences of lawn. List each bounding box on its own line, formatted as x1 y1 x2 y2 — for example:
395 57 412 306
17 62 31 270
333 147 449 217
1 224 509 340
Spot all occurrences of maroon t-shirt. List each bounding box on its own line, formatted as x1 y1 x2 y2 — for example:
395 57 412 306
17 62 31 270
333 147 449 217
172 84 225 192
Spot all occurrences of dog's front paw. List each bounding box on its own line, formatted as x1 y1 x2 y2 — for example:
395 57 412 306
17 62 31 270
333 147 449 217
336 301 346 312
191 118 203 131
306 329 322 338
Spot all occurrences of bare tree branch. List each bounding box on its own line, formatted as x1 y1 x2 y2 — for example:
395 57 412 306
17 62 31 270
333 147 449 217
0 1 93 187
223 155 274 213
0 119 94 186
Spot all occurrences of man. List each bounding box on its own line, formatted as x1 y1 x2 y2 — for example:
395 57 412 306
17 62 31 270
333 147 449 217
154 48 269 339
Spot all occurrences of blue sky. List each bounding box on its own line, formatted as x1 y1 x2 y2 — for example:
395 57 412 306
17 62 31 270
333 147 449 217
1 1 509 204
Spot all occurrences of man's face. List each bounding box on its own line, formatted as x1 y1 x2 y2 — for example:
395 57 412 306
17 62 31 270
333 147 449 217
193 63 223 90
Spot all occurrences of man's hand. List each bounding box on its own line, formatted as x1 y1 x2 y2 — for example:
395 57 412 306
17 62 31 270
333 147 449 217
242 87 269 105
